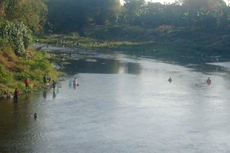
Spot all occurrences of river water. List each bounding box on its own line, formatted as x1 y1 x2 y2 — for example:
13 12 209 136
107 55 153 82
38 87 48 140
1 46 230 153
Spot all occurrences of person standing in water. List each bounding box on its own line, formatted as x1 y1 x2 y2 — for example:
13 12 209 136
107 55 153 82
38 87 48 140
207 77 211 85
73 78 77 86
14 88 19 102
168 77 172 83
34 113 37 119
43 74 47 85
52 80 56 91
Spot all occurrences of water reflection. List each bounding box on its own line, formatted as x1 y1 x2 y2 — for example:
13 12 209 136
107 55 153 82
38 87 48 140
63 58 141 75
53 90 56 99
43 90 47 99
69 78 72 87
24 93 30 105
0 92 37 153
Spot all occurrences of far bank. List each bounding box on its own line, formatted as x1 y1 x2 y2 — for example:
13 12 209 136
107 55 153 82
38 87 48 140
38 25 230 62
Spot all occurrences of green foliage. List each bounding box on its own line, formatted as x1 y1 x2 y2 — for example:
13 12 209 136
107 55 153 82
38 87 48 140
1 20 32 56
123 0 145 21
31 60 50 71
14 52 55 80
0 0 48 32
0 64 12 84
14 70 29 81
120 1 230 29
45 0 230 33
8 50 61 91
47 0 122 32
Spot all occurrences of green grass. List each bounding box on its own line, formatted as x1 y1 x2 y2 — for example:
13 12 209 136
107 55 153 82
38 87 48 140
0 46 62 95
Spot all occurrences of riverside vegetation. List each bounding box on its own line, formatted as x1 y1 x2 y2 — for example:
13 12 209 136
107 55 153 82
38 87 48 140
40 24 230 61
0 20 62 99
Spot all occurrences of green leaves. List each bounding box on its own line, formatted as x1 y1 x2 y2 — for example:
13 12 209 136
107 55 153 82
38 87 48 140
1 20 32 56
1 0 48 33
47 0 122 32
0 64 12 84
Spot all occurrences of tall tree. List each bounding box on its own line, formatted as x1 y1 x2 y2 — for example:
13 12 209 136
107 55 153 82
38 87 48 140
0 0 47 32
123 0 145 24
91 0 121 24
47 0 122 32
123 0 145 15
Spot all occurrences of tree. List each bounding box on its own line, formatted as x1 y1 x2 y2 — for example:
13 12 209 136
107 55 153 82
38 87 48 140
123 0 145 25
0 0 48 32
91 0 121 24
47 0 122 32
1 20 32 55
124 0 145 13
182 0 226 9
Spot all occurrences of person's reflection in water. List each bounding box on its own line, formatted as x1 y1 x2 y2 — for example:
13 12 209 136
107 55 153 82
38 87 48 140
13 102 18 110
43 90 47 99
69 78 72 88
57 85 59 93
14 98 18 103
13 103 19 118
53 90 56 99
24 93 30 105
74 84 77 90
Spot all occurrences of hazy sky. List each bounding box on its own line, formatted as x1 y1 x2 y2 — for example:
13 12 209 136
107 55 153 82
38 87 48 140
120 0 174 5
120 0 229 5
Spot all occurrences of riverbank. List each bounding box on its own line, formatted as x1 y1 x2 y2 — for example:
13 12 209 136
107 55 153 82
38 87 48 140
0 46 63 100
38 25 230 62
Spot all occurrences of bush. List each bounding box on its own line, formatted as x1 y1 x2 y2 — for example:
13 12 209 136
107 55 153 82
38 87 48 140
0 64 12 84
1 20 32 56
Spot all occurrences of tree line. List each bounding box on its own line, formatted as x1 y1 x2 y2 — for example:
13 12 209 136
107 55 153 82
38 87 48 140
0 0 230 34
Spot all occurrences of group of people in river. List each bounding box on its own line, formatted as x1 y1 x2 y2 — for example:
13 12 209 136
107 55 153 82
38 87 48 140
13 74 57 102
43 74 56 89
69 78 79 89
13 72 212 102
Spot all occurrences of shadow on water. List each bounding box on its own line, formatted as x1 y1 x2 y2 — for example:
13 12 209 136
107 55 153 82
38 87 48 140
63 58 141 75
0 93 34 152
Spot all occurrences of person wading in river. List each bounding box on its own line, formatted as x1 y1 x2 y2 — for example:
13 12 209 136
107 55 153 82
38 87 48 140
43 74 47 86
14 88 19 102
52 80 56 91
207 77 211 85
73 78 77 86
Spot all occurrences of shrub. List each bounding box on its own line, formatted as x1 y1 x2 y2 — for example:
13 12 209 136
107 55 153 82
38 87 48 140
0 64 12 84
1 20 32 56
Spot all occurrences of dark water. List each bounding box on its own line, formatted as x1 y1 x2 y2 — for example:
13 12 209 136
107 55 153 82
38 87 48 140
1 50 230 153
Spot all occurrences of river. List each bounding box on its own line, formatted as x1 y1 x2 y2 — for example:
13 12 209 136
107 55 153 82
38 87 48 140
1 45 230 153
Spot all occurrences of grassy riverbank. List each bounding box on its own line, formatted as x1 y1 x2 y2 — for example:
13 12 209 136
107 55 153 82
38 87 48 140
38 25 230 61
0 45 62 99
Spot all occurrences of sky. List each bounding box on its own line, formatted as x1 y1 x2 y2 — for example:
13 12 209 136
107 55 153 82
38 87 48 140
120 0 229 5
120 0 174 5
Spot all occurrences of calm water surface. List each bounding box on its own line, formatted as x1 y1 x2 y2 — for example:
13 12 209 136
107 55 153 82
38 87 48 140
1 50 230 153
